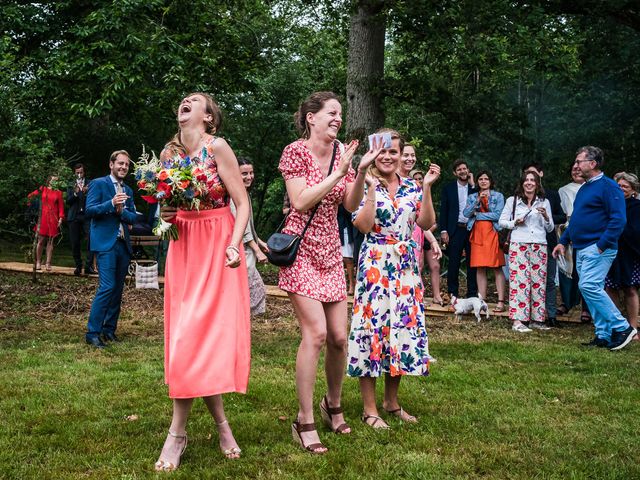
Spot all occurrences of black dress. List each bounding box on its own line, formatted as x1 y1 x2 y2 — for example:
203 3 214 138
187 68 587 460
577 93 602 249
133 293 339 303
606 197 640 289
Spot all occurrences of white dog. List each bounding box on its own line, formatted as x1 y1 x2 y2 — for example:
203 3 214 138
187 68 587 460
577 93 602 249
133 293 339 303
450 294 489 322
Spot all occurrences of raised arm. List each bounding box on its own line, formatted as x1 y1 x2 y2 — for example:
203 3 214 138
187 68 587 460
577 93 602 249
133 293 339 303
416 164 441 230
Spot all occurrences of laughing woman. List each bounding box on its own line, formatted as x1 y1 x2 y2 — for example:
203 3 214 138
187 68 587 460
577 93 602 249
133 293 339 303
155 92 250 471
348 129 441 429
278 91 380 454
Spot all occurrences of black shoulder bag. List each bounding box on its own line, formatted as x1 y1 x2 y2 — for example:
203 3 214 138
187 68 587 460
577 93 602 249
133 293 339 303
266 142 338 267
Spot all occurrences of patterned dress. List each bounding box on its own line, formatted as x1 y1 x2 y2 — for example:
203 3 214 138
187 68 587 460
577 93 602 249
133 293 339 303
278 139 355 302
347 177 430 378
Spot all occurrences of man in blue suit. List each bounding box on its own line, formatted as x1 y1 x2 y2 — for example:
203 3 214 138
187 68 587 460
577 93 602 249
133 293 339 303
439 159 478 299
85 150 137 348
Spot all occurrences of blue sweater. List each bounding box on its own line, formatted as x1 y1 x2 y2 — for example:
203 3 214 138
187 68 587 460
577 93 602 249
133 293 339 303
559 174 626 251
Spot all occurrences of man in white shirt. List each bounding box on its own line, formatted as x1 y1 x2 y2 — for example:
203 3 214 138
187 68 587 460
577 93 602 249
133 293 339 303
439 159 477 298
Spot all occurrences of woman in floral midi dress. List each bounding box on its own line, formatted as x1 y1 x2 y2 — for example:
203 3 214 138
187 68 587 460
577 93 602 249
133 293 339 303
348 129 441 429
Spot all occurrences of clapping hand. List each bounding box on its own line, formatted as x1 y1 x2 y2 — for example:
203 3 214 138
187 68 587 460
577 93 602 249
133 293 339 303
337 140 359 177
357 136 385 174
423 164 441 187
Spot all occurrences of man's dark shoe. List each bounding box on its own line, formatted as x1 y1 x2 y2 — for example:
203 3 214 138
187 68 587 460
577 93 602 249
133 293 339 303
581 336 610 348
86 337 107 349
609 326 637 351
546 317 563 328
85 266 97 275
102 332 120 343
74 266 82 276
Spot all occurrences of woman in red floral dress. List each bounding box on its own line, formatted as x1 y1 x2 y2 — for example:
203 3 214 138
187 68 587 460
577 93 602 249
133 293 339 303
28 175 65 271
279 91 381 454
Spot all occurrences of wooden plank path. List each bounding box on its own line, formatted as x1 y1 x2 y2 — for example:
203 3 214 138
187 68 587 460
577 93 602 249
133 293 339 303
0 261 581 321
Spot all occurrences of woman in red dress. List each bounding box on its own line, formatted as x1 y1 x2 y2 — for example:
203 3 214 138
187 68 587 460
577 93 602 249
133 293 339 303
28 175 65 271
279 91 381 453
154 92 250 471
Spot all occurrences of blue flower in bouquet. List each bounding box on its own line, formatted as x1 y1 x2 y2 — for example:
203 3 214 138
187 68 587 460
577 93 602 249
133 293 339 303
183 188 195 200
144 170 155 181
179 156 192 168
135 170 142 180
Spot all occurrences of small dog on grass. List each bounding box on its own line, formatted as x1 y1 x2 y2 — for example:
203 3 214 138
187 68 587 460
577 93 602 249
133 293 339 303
450 294 489 322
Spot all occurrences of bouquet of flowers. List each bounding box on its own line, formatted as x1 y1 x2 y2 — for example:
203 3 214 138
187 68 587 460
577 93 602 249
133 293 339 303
134 146 217 240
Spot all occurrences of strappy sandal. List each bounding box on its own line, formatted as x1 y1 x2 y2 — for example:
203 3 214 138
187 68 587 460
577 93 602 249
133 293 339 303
361 413 390 429
154 430 188 472
45 264 52 272
432 299 445 307
384 407 418 423
319 395 351 434
580 310 592 323
556 304 569 316
493 301 506 313
216 420 241 459
291 420 327 454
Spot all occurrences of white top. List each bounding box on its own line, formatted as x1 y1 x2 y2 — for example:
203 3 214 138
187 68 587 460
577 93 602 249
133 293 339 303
457 181 469 223
558 181 583 218
499 196 554 244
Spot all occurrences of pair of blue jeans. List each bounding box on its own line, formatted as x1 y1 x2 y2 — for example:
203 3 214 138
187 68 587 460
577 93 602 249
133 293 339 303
576 243 629 341
86 240 130 341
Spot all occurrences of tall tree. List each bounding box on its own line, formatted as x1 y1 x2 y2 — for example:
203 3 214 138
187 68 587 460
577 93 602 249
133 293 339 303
346 0 387 142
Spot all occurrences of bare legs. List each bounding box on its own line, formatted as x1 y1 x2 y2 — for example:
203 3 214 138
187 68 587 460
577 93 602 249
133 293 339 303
425 250 442 303
344 257 355 295
607 286 639 332
360 374 416 428
288 293 350 452
35 235 55 270
476 267 506 307
157 394 241 469
203 395 241 458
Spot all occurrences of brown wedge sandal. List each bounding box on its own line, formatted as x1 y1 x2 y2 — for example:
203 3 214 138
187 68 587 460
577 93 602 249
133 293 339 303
291 421 327 454
319 395 351 434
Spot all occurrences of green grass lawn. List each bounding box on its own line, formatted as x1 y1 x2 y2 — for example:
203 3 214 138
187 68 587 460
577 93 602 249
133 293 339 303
0 270 638 479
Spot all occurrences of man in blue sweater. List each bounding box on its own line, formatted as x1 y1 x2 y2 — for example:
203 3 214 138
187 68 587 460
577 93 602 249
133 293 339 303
553 146 636 350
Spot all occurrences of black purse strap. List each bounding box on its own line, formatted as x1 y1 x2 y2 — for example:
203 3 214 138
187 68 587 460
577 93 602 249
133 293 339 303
277 141 339 236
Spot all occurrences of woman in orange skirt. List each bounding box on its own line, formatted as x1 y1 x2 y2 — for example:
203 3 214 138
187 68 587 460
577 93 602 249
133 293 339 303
155 92 251 471
463 170 507 312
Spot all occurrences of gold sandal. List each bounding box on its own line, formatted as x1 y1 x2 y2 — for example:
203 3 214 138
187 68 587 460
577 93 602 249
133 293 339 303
154 430 188 472
319 395 351 434
291 420 327 454
216 420 241 459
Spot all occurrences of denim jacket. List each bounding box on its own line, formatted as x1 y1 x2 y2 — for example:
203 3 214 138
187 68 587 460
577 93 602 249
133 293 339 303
463 190 505 233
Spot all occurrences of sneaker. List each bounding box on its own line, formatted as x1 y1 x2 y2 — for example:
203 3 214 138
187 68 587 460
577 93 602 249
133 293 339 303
581 336 610 348
609 326 638 351
530 321 551 331
512 323 532 333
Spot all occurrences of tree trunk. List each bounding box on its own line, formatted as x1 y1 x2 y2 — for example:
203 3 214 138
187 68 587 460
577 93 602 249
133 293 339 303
346 0 387 144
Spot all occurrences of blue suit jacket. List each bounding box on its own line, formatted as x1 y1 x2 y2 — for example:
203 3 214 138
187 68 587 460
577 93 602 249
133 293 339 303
439 180 477 234
85 176 137 254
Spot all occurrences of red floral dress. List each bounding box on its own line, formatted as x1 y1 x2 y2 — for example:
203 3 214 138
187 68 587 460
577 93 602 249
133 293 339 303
278 140 355 302
28 186 64 237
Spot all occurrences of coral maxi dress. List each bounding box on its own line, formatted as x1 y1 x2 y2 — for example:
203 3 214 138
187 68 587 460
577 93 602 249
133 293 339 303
163 138 251 399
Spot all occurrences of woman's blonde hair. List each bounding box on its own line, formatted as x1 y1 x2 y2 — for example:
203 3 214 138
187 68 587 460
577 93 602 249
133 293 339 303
368 128 404 188
165 92 222 156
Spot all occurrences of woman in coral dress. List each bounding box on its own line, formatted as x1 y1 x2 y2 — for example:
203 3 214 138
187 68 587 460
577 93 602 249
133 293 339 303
278 91 379 454
348 129 441 429
463 170 507 312
155 92 250 471
28 176 65 271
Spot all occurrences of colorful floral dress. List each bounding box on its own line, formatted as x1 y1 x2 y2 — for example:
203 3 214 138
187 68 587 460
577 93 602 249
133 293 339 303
347 177 430 378
278 139 355 302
